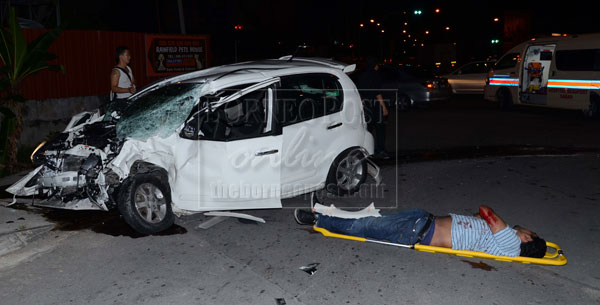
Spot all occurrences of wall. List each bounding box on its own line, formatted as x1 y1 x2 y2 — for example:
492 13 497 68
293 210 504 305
19 29 160 100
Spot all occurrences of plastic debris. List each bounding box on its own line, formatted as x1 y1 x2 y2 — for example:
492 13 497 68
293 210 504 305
299 263 319 275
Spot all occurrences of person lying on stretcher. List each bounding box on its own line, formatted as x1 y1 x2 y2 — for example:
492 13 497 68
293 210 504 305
294 205 546 258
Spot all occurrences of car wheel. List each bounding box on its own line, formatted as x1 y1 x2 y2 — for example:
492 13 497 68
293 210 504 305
396 94 411 112
325 148 368 196
118 173 175 234
497 88 513 110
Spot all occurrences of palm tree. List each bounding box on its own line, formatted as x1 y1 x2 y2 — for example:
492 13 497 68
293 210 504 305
0 7 64 173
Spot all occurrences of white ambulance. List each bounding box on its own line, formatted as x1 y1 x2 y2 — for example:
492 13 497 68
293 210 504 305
484 33 600 117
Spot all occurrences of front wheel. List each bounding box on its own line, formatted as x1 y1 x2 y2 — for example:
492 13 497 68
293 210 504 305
396 94 411 112
118 173 175 234
325 149 368 196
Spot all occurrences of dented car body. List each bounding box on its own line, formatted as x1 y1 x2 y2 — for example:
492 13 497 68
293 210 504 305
8 57 380 234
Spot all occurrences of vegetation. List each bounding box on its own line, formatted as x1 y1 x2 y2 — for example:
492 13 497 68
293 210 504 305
0 7 64 175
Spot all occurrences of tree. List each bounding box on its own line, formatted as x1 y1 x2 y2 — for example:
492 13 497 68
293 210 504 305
0 7 64 173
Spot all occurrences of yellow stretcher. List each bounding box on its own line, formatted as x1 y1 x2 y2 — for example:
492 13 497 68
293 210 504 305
313 226 567 266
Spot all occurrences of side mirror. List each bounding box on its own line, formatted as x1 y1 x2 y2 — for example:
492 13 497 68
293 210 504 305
180 114 203 140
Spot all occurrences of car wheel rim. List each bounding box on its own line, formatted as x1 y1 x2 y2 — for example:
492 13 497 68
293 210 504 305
134 183 167 224
335 151 364 191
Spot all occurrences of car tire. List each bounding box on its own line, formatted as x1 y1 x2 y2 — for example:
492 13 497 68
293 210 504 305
325 148 368 196
396 94 411 112
118 173 175 234
497 88 513 110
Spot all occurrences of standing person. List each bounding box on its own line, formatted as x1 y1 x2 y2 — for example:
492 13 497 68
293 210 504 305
357 56 389 159
110 46 136 103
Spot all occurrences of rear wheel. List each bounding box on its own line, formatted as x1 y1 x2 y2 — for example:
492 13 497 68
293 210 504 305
396 94 411 112
497 88 513 110
118 173 175 234
325 149 368 196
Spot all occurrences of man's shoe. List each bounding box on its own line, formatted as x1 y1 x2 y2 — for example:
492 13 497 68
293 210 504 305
294 209 316 225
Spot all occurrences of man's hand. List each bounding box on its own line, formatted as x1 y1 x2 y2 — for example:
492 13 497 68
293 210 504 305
514 225 538 243
129 86 136 94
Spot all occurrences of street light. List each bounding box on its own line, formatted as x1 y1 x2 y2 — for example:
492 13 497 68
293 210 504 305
370 19 375 23
445 26 450 30
425 30 429 34
493 18 499 22
435 9 440 13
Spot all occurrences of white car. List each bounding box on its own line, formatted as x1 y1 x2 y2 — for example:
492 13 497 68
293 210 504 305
444 61 494 94
8 57 380 234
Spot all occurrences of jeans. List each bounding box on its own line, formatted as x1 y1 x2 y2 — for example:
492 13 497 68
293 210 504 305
316 209 432 245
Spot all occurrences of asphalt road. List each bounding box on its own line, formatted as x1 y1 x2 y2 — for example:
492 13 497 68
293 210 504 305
1 95 599 304
387 95 600 154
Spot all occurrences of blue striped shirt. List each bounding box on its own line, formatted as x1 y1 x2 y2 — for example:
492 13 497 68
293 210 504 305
450 214 521 257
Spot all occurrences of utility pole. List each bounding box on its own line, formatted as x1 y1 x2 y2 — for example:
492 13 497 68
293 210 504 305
177 0 186 34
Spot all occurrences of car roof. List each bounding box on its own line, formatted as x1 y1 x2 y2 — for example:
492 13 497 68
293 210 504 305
135 57 355 96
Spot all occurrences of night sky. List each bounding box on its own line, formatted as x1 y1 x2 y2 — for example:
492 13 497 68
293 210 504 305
12 0 600 67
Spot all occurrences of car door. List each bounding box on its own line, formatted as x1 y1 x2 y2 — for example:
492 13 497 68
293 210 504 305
276 73 346 197
176 79 282 211
451 62 488 93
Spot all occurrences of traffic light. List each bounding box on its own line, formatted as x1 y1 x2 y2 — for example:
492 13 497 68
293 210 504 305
491 39 500 44
414 10 422 15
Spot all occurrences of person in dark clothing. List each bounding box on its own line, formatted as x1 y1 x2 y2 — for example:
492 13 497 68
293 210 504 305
356 57 389 159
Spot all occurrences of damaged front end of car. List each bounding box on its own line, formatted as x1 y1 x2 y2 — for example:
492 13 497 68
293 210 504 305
7 112 125 211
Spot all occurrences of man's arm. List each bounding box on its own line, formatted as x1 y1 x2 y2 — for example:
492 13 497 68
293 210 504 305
479 205 507 233
480 205 521 256
111 69 130 94
376 93 388 117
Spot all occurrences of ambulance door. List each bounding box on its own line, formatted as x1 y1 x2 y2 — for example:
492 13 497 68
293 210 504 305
520 44 556 105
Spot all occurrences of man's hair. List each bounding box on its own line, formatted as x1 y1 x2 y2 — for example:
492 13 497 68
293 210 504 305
520 236 546 258
115 46 129 64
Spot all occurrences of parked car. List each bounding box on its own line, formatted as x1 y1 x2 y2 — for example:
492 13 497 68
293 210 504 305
379 64 451 110
443 61 494 94
7 57 380 234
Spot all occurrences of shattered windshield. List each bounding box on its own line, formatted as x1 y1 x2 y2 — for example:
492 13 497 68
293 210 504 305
114 83 203 140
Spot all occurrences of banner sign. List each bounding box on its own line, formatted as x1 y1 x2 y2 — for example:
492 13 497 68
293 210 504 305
145 34 209 77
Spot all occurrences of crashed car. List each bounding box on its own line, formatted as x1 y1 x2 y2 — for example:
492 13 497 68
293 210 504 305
8 57 380 234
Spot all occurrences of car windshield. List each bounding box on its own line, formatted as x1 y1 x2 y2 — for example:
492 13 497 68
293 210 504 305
110 83 204 140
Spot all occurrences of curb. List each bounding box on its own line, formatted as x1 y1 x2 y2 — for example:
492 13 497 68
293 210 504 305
0 225 54 257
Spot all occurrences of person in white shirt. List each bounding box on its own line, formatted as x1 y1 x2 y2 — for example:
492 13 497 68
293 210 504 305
110 46 136 103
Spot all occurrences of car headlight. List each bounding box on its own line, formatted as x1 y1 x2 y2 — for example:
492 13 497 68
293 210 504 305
30 140 47 162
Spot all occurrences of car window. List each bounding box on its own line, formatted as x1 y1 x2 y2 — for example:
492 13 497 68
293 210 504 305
494 53 520 70
183 88 271 142
277 73 343 126
556 49 600 71
460 62 489 74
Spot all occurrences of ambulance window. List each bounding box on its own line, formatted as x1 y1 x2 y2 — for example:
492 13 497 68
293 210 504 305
495 53 520 70
556 49 600 71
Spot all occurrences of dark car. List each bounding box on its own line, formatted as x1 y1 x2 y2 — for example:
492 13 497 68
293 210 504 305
379 64 451 110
